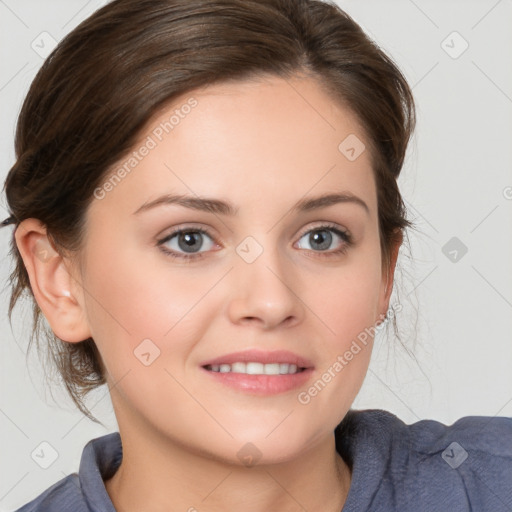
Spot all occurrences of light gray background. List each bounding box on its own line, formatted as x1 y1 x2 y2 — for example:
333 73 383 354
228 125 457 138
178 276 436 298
1 0 511 509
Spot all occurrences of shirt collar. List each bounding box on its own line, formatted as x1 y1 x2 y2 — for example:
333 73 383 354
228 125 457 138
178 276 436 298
79 431 122 512
77 410 400 512
335 409 402 511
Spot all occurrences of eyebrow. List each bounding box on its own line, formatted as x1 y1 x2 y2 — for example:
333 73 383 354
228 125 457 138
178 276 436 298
132 191 370 216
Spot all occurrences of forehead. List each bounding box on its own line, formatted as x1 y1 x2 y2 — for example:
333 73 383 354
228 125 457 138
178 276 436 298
90 74 376 219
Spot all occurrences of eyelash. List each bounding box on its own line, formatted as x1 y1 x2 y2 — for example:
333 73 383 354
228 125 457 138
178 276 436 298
156 223 353 262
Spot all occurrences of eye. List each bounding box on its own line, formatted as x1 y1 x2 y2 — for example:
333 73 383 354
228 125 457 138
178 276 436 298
157 227 216 260
156 223 353 262
295 224 352 256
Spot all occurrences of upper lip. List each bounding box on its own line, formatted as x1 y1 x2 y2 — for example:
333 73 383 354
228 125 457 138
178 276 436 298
200 349 314 369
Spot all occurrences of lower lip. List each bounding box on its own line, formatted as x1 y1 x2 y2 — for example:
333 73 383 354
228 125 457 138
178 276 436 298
200 366 314 395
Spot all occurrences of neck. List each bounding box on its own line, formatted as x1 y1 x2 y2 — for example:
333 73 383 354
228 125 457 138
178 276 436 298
105 422 351 512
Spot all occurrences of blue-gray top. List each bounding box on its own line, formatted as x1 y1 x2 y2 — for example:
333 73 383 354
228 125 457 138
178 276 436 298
13 409 512 511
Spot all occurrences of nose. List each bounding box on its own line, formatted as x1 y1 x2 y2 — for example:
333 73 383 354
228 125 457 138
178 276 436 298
226 241 303 330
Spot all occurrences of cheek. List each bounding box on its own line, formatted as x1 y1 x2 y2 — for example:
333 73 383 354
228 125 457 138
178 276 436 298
314 252 382 344
79 234 212 375
304 248 382 395
299 262 381 413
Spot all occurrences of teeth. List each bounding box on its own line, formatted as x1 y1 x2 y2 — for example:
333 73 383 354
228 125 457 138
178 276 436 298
207 362 301 375
232 362 246 373
246 362 264 374
263 363 280 375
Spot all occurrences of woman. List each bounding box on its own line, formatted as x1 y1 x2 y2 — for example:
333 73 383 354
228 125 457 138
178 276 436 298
2 0 511 511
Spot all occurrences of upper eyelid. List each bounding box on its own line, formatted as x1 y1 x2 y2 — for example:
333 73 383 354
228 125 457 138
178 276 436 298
296 222 350 239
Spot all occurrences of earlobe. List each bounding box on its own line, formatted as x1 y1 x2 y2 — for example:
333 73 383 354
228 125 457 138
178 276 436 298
14 218 92 343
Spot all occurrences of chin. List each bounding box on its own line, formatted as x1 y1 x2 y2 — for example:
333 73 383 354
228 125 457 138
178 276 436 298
186 427 311 467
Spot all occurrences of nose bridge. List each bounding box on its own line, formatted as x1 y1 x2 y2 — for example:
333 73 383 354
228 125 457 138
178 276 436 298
228 232 301 327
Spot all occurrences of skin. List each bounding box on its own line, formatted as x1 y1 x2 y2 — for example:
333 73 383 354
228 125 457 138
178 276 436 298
15 73 401 512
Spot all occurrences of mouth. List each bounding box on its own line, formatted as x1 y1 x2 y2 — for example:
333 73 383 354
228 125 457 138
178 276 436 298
203 362 308 375
199 349 314 394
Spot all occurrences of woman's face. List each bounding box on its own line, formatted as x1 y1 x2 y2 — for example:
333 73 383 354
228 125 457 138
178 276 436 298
72 74 395 463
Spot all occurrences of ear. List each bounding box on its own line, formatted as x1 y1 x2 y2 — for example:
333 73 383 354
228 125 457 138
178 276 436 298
377 229 403 322
14 218 92 343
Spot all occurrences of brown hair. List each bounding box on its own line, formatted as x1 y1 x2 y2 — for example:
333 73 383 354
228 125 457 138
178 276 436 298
2 0 416 423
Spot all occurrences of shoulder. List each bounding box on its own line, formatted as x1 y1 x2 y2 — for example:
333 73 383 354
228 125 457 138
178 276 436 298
13 432 121 512
407 412 512 510
337 409 512 512
13 474 88 512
